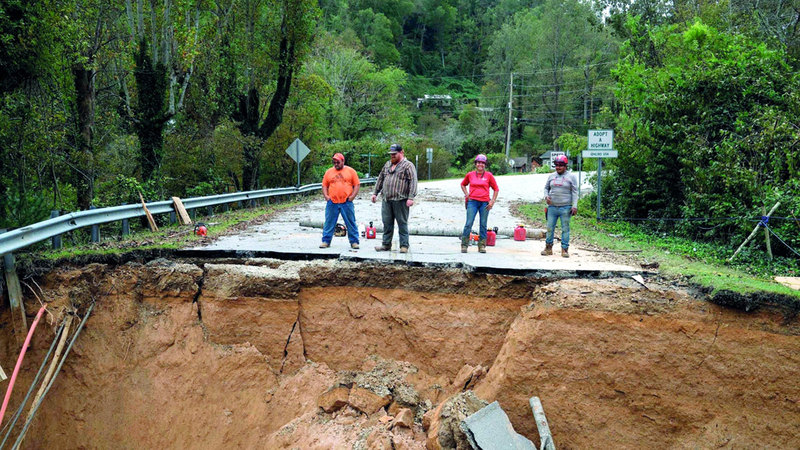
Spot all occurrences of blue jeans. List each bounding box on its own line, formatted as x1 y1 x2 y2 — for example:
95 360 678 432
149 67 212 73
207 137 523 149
322 200 359 244
462 200 489 240
546 205 572 249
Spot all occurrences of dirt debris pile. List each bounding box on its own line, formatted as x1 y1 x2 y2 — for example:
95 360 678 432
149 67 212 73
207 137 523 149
0 258 798 449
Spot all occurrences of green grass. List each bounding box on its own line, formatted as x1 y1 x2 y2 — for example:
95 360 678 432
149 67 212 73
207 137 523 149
518 204 800 300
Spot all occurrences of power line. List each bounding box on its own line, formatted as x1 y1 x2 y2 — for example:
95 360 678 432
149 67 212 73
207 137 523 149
407 61 616 81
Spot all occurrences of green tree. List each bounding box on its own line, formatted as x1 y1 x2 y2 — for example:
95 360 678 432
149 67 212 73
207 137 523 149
611 19 800 245
0 0 71 224
117 0 203 181
353 9 400 67
485 0 618 150
225 0 320 190
306 39 410 141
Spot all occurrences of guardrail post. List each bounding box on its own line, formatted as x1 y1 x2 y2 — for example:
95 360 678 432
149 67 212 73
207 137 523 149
89 206 100 242
1 229 27 345
222 203 229 213
206 205 214 217
190 208 196 222
122 218 130 236
50 210 62 250
170 211 177 225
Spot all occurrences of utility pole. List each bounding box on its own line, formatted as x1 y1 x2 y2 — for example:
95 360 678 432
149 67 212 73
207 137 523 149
505 72 513 158
360 153 378 177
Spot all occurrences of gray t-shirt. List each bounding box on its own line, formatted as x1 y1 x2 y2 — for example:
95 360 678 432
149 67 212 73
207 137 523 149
544 171 578 208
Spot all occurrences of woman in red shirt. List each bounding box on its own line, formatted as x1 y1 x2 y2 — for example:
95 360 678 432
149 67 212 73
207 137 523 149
460 154 499 253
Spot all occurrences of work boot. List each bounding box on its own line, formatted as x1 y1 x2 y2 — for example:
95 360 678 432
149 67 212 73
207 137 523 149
540 243 553 256
375 244 391 251
478 239 486 253
319 242 330 248
351 243 360 249
461 236 469 253
562 248 569 258
400 247 409 253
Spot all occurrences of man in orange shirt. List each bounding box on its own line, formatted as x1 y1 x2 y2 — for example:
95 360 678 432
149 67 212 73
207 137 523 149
320 152 361 249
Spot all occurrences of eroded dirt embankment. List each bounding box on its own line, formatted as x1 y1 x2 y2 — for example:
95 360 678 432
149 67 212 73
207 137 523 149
0 259 798 449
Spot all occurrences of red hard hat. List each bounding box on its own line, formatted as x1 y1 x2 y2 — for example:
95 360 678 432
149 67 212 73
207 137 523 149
554 155 568 165
474 154 487 163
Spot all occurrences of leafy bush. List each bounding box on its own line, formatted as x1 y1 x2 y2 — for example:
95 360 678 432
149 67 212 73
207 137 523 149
486 153 510 175
0 190 50 228
458 135 504 166
96 174 169 206
609 19 800 246
186 171 228 197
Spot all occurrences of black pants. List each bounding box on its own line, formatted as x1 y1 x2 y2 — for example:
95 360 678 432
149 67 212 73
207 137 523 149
381 199 410 248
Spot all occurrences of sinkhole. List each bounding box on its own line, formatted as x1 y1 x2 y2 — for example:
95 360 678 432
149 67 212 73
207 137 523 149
0 258 798 449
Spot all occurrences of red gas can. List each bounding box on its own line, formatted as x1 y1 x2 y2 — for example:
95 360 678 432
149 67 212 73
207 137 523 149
513 225 526 241
486 228 497 246
366 221 377 239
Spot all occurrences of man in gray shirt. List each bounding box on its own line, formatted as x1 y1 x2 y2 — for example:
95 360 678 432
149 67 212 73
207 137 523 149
542 154 578 257
372 143 418 253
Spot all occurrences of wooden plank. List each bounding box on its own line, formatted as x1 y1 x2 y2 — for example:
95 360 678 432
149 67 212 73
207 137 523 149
0 363 6 382
775 277 800 290
27 314 72 422
3 252 28 346
171 196 192 225
139 192 159 232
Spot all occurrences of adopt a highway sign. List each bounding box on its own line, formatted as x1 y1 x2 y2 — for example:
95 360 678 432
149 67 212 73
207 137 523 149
584 129 616 158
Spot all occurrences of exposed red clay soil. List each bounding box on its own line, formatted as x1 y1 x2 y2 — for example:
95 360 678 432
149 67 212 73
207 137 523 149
0 259 797 449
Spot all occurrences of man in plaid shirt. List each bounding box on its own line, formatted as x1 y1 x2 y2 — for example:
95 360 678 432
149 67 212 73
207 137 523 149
371 143 418 253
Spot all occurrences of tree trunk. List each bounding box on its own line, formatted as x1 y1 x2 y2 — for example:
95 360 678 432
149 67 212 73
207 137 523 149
72 65 95 210
134 38 169 180
236 87 261 190
242 143 260 191
257 29 295 141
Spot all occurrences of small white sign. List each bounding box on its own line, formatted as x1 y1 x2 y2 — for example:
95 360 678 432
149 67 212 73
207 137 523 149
582 150 618 158
549 151 565 169
588 129 614 151
426 147 433 163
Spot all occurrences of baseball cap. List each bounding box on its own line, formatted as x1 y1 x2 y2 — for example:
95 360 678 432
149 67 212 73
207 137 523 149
332 152 345 162
388 143 403 154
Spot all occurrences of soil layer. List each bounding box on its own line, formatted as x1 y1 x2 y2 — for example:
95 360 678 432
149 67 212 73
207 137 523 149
0 259 797 448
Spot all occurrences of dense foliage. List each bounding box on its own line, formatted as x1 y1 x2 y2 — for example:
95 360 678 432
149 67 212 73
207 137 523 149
606 18 800 255
0 0 798 263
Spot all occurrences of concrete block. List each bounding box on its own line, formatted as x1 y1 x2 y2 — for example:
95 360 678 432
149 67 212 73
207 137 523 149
461 401 535 450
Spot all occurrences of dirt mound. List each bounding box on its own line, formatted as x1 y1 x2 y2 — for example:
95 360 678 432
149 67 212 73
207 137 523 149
474 279 800 448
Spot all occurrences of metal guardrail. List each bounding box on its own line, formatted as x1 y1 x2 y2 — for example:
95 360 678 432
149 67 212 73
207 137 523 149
0 179 376 255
